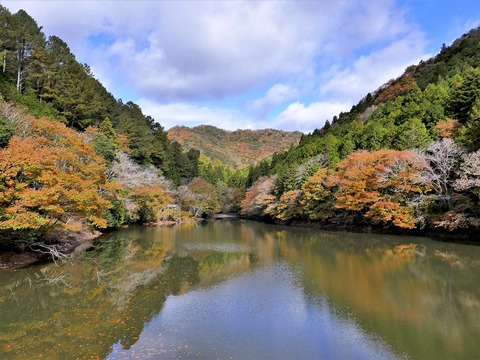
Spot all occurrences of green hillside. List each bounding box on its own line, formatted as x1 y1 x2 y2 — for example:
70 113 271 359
241 26 480 236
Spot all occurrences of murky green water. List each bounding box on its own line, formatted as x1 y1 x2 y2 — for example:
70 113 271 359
1 220 479 359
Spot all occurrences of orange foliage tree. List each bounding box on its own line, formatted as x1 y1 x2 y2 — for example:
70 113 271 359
375 75 416 104
332 149 433 228
434 118 461 139
0 117 112 237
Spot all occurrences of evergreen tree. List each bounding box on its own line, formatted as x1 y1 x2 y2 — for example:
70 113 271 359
448 67 480 122
394 117 431 150
9 10 45 93
457 96 480 151
0 113 14 147
186 148 200 179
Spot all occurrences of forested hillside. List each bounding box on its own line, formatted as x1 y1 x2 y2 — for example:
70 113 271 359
0 6 200 186
242 26 480 237
0 6 218 254
168 125 302 169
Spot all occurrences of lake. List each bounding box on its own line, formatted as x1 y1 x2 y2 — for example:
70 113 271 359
1 220 479 359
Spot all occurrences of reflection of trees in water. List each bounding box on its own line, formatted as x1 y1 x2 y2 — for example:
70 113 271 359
0 225 258 359
267 228 480 360
0 230 202 359
198 251 254 286
2 222 479 359
115 254 200 351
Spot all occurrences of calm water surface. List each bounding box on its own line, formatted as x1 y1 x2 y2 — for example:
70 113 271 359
1 220 479 359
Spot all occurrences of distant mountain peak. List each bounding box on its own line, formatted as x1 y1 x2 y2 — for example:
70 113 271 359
167 125 302 168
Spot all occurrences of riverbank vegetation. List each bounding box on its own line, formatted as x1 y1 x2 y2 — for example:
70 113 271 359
1 5 480 265
241 28 480 239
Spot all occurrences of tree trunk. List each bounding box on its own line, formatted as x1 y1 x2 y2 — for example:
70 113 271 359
16 59 22 92
16 44 25 92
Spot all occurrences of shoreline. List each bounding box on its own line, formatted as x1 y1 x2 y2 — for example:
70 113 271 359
0 229 102 271
0 218 196 272
1 214 478 272
230 215 480 245
284 219 480 245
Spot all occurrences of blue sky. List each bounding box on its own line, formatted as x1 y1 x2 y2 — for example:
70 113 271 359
3 0 480 133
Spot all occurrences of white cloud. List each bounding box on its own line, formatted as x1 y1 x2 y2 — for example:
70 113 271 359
319 31 430 102
125 2 321 100
274 101 350 132
136 99 259 131
246 84 299 118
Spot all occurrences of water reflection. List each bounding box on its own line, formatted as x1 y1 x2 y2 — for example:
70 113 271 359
0 221 479 359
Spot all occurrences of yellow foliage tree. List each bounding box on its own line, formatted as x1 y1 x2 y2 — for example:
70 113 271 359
0 117 112 236
301 168 335 221
130 182 173 222
275 190 303 221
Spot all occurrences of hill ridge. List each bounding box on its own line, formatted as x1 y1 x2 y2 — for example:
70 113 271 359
168 125 302 169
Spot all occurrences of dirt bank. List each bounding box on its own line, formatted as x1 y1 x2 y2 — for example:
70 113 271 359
0 229 101 271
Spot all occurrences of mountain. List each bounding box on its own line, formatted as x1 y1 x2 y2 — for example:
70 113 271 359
258 25 480 179
167 125 303 169
237 26 480 234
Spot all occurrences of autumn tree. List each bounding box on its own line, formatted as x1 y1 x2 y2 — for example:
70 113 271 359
301 168 336 221
445 149 480 229
293 153 328 186
274 190 303 221
455 149 480 199
178 177 220 217
240 176 277 218
332 149 432 228
434 118 461 139
374 75 416 103
109 152 173 223
0 117 112 239
416 139 465 209
130 183 173 222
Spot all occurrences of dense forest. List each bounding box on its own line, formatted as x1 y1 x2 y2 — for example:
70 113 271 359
1 5 480 262
0 6 241 252
241 27 480 237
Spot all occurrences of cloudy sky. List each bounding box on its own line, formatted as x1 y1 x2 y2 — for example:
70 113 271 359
3 0 480 132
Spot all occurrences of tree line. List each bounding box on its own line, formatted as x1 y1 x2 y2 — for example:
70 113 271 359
0 5 200 186
0 6 242 247
242 27 480 234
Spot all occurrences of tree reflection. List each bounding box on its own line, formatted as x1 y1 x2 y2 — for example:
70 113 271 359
1 222 480 359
